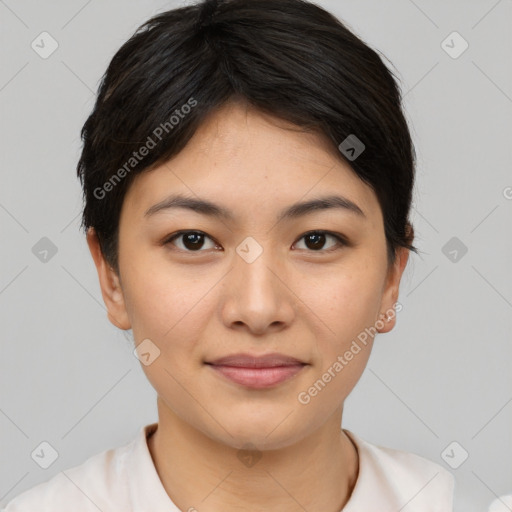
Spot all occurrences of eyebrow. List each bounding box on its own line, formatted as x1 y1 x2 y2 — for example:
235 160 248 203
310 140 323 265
144 193 366 222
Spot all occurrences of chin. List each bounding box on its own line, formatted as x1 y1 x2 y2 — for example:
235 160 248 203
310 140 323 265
204 416 309 452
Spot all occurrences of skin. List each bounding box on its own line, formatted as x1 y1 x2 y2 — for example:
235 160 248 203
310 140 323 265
87 100 411 512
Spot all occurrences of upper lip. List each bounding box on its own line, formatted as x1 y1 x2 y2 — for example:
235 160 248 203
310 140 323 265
205 352 307 368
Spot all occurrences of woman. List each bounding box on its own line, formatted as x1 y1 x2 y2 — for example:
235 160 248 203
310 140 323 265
3 0 454 510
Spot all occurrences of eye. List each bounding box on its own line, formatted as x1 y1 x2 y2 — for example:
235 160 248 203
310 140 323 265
162 230 348 253
293 231 347 252
163 230 219 252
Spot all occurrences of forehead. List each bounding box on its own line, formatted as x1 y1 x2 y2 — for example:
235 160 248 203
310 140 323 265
122 102 382 228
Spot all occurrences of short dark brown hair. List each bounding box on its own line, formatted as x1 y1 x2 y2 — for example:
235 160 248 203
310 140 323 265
77 0 417 274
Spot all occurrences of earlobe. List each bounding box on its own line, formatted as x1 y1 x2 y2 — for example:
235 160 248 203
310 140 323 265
86 227 131 330
376 311 395 334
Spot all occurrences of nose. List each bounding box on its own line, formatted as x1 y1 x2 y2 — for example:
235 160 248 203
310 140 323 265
219 245 296 336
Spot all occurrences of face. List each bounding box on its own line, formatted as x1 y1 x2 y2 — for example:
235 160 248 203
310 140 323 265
88 101 409 450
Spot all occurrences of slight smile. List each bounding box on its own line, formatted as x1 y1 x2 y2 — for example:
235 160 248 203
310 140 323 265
205 352 309 389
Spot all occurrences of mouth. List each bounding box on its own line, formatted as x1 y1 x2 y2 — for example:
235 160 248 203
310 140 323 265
204 353 308 389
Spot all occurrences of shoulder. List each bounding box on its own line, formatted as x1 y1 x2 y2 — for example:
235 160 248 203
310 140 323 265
343 430 454 512
1 435 137 512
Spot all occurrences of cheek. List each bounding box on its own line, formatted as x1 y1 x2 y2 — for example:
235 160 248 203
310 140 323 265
122 263 209 353
330 281 382 335
125 269 213 411
297 273 379 410
307 261 384 333
301 262 384 382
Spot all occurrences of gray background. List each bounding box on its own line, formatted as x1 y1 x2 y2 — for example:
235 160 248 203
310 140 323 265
1 0 511 511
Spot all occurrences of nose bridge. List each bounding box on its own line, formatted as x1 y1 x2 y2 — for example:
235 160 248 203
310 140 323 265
233 236 282 301
220 236 294 332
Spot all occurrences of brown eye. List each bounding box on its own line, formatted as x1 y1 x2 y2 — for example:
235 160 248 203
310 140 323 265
294 231 346 252
164 231 218 252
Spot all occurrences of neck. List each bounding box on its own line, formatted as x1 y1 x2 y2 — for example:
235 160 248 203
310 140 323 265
147 397 359 512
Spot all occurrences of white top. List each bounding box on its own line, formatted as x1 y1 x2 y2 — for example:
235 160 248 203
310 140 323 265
2 423 454 511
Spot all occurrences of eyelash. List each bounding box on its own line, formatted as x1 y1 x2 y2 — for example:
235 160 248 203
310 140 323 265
161 230 348 254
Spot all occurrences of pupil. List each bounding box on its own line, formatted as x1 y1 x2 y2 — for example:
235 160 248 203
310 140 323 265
180 233 327 251
306 233 325 250
184 233 203 250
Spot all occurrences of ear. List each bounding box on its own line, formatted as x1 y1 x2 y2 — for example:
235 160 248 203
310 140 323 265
86 227 131 330
376 225 414 334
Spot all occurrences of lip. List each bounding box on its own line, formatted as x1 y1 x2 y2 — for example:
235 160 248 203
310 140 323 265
205 353 308 389
206 352 306 367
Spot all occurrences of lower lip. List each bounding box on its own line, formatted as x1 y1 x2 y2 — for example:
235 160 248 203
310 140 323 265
207 364 306 389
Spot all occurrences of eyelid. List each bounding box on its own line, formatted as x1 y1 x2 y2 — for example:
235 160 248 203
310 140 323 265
293 230 348 252
162 230 348 252
162 230 220 250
